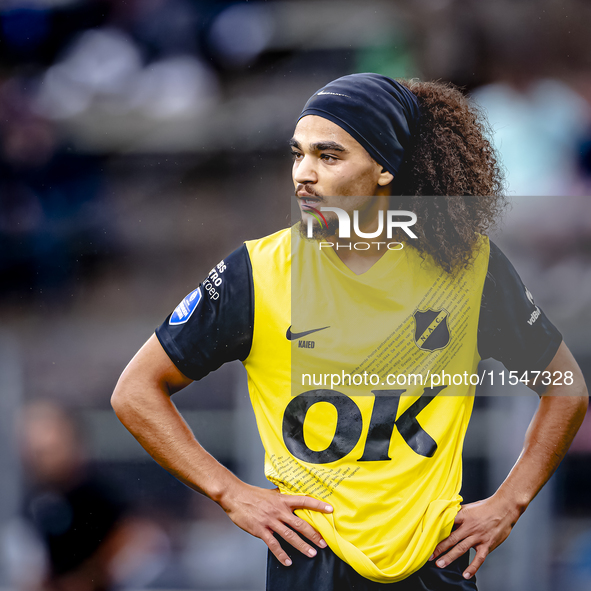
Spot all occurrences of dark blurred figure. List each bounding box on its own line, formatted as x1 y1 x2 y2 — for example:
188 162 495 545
0 0 111 68
12 401 167 591
0 78 111 299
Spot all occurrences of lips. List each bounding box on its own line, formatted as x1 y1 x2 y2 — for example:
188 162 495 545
296 192 321 209
299 198 320 209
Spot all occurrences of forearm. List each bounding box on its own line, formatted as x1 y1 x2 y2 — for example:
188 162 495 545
112 335 333 565
112 358 241 505
493 391 588 514
431 349 588 577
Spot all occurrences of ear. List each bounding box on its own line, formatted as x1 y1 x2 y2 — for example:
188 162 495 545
378 169 394 187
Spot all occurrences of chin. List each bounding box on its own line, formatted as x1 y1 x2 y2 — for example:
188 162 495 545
297 217 338 241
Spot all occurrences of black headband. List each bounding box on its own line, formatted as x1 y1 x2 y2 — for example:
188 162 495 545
298 73 420 176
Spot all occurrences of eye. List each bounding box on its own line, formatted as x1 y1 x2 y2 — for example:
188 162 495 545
291 150 303 160
320 153 338 162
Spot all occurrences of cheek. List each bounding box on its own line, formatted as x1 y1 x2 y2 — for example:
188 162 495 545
326 171 345 193
338 166 380 196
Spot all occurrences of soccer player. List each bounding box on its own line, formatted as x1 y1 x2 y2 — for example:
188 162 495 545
111 74 588 590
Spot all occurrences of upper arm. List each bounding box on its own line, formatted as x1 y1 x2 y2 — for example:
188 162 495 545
114 245 254 405
117 333 194 398
475 242 587 402
154 244 254 380
478 241 562 374
529 340 589 399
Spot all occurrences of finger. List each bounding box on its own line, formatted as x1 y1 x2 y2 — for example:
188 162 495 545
275 522 319 558
434 537 477 569
287 514 327 548
462 546 488 580
285 495 334 514
262 531 293 567
429 527 465 561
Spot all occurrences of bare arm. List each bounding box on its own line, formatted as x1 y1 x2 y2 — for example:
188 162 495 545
430 341 588 579
111 334 332 566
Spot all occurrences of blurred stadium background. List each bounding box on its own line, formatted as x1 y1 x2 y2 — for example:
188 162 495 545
0 0 590 589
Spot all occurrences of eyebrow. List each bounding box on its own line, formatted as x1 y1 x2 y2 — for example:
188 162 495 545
289 138 348 153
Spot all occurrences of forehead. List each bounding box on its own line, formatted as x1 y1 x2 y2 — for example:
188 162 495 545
293 115 366 154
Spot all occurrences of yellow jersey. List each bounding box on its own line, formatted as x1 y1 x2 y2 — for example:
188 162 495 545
156 226 561 583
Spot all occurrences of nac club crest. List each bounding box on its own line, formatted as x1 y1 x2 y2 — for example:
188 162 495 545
413 308 450 352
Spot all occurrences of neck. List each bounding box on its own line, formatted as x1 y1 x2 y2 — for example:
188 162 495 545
329 193 392 274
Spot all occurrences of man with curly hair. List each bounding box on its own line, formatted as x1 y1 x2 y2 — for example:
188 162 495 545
112 74 588 590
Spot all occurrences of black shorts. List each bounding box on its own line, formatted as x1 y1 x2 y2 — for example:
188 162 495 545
266 544 478 591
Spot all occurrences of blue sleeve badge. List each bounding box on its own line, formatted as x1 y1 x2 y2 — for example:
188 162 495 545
170 287 202 325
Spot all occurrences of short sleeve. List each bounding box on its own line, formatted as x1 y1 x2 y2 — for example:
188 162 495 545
155 244 254 380
478 241 562 373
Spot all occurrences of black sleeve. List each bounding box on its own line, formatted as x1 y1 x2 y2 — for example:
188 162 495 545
155 244 254 381
478 241 562 373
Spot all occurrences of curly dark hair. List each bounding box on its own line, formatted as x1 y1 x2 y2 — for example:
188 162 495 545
391 80 507 273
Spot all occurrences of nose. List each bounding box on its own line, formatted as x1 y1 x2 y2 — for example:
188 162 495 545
293 154 318 186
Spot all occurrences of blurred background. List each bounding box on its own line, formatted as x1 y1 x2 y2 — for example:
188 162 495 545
0 0 590 589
